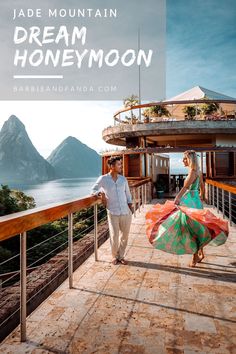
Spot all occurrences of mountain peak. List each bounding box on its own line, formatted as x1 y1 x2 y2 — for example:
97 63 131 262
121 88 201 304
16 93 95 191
64 136 79 143
47 136 101 178
1 115 26 134
0 115 56 183
62 136 88 148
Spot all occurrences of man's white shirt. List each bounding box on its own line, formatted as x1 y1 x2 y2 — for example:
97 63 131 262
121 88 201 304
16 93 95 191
91 173 132 215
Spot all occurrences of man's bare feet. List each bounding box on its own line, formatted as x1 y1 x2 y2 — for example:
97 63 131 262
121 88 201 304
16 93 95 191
119 258 127 265
112 258 119 265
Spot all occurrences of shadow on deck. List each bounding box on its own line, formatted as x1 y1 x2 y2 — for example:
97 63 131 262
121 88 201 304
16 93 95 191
1 201 236 354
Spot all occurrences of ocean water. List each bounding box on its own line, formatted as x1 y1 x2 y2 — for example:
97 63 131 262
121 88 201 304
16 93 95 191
9 177 99 207
7 167 196 208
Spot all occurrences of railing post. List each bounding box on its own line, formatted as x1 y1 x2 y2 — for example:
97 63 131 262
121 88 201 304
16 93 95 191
141 184 144 208
217 187 219 213
68 213 73 289
138 186 141 212
144 183 147 204
133 189 136 217
229 192 232 226
20 231 27 342
94 204 98 260
209 183 211 205
222 189 225 218
213 185 215 208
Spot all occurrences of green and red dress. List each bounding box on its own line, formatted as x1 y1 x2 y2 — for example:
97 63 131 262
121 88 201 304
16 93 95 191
146 177 228 255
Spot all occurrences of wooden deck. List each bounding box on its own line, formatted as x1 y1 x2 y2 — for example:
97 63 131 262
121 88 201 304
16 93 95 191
1 201 236 354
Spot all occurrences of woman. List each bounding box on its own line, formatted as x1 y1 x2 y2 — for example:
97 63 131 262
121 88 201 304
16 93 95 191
146 150 229 267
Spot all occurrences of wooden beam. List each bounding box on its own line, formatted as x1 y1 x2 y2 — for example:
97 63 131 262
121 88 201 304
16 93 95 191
102 146 236 156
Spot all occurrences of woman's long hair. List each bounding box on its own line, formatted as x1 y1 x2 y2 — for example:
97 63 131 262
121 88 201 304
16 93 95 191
184 150 200 173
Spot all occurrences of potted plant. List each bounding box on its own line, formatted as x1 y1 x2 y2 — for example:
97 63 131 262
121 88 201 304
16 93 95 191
201 102 219 117
183 105 201 120
123 95 139 123
142 108 150 123
149 105 171 117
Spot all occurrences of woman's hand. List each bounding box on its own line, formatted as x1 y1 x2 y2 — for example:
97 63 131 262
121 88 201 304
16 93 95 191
174 196 180 205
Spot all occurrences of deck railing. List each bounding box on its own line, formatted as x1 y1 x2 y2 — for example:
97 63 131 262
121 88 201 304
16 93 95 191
0 178 151 342
205 179 236 226
114 115 236 125
112 99 236 125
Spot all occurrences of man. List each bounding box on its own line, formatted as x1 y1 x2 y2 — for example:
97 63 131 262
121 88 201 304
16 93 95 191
91 156 134 265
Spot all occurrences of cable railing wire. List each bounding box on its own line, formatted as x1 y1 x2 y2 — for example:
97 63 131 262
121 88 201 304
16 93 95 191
0 186 148 338
1 239 70 286
1 210 108 287
28 240 69 268
1 271 21 287
73 213 107 240
0 304 22 330
26 234 101 307
0 207 107 271
26 228 68 253
0 252 20 267
73 224 95 241
0 262 69 329
0 229 69 270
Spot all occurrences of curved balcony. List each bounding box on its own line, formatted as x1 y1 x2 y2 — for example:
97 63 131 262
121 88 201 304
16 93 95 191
113 98 236 125
103 119 236 146
103 97 236 147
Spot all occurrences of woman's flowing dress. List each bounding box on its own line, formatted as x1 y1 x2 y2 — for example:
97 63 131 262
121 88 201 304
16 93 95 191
146 177 228 254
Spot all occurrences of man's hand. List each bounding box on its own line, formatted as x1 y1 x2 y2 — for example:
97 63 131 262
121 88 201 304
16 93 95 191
128 204 134 214
98 192 107 207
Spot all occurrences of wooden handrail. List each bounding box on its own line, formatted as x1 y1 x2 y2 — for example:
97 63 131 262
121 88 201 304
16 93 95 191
206 179 236 194
127 177 149 180
0 179 151 242
128 178 151 188
0 195 100 242
114 99 236 119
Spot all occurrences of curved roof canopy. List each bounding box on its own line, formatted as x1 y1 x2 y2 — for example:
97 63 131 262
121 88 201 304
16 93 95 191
166 86 236 102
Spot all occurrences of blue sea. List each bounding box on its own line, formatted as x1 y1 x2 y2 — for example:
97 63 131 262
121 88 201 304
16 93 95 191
9 177 99 207
7 167 192 208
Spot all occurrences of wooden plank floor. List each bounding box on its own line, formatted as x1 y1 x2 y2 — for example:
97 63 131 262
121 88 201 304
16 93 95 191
1 201 236 354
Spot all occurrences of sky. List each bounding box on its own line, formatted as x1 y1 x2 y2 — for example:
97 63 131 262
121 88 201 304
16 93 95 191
0 0 235 171
166 0 236 98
